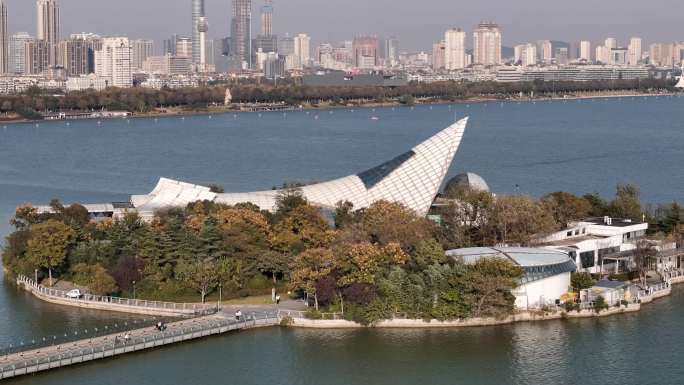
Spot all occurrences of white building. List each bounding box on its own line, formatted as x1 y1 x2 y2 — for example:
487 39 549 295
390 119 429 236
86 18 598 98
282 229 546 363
446 247 575 309
293 33 311 69
66 73 107 91
473 22 502 66
95 37 132 88
579 41 592 62
538 217 648 275
628 37 642 65
9 32 33 74
521 43 537 67
444 28 466 70
36 0 60 66
538 40 553 63
142 54 191 75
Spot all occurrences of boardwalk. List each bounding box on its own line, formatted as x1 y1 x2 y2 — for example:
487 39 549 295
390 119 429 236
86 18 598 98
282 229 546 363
16 275 216 317
0 310 279 380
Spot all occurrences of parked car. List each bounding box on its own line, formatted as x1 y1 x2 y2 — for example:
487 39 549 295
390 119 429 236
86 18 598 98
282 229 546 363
65 289 82 299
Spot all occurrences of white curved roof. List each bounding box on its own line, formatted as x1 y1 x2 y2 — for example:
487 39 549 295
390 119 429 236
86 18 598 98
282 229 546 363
132 118 468 216
215 117 468 215
446 246 571 267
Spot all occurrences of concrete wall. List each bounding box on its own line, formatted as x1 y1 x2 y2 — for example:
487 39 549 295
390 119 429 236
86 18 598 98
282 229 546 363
515 272 571 309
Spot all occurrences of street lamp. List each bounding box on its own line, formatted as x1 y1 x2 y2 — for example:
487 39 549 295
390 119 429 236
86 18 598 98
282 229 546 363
132 280 136 300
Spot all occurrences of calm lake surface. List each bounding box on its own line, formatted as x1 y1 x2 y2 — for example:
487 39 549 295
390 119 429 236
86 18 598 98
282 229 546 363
1 96 683 384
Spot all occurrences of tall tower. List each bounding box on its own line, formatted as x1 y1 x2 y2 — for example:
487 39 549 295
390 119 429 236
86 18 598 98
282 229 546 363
230 0 252 69
261 0 273 36
191 0 205 64
628 37 642 66
36 0 59 67
0 1 7 74
444 28 465 70
472 22 501 66
198 16 209 70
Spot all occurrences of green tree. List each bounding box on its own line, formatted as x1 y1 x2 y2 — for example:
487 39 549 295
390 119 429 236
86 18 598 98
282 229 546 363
27 219 75 286
570 272 595 291
609 183 642 221
542 191 592 228
176 258 219 303
462 258 524 318
71 263 119 295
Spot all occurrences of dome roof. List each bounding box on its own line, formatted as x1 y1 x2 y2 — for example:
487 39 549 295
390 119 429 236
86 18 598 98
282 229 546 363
444 172 490 193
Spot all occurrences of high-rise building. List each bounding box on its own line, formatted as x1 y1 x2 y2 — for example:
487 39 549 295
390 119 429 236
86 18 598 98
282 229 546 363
649 43 676 67
352 35 378 69
472 22 501 66
176 37 192 58
595 45 609 64
95 37 132 88
278 35 294 55
196 17 210 71
37 0 60 66
24 39 49 74
628 37 642 65
384 37 399 67
293 33 310 68
230 0 252 70
163 34 179 56
522 43 537 67
537 40 552 63
9 32 33 74
432 41 445 70
579 40 591 61
261 0 273 36
0 1 7 74
191 0 205 64
556 47 569 65
59 33 102 76
213 37 230 72
444 28 466 70
605 38 617 50
130 39 154 72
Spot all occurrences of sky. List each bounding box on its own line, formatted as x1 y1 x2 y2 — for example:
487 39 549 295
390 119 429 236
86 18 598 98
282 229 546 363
4 0 683 51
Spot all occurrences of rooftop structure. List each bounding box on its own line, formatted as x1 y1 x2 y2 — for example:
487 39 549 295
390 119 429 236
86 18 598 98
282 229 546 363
39 118 469 220
446 246 575 309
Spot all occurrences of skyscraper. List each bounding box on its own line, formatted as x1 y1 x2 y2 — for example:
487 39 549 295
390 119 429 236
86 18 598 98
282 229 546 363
472 22 501 66
191 0 205 64
176 37 192 58
95 37 132 88
628 37 642 65
230 0 252 70
579 40 591 61
0 1 7 74
537 40 552 63
131 39 155 71
352 35 378 69
37 0 59 67
432 41 445 70
384 37 399 67
293 33 310 68
261 0 273 36
9 32 33 74
444 29 465 70
197 17 209 71
59 33 102 75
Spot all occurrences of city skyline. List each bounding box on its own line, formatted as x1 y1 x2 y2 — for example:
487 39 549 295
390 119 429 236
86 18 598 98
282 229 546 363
1 0 682 51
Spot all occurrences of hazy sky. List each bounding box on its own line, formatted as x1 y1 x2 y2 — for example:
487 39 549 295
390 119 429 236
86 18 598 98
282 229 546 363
4 0 683 50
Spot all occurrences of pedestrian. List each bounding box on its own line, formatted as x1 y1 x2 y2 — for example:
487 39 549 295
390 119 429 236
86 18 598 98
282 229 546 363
235 310 242 321
124 333 130 343
276 294 281 305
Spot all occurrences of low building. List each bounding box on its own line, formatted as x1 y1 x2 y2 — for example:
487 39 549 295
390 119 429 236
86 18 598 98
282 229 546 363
66 74 108 92
580 280 638 306
302 71 408 87
446 247 576 309
538 217 648 274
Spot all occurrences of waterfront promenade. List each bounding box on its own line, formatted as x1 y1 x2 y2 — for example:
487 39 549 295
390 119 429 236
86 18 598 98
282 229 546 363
0 310 278 380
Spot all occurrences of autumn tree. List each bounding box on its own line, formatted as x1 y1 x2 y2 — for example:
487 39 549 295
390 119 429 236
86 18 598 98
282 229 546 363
542 191 592 228
289 248 334 310
462 258 523 318
176 258 219 303
26 219 75 285
491 195 558 245
357 200 437 252
609 183 643 221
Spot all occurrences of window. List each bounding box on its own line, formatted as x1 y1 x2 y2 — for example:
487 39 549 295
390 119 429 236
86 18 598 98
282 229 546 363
582 228 586 234
567 231 573 237
580 251 595 268
574 230 580 236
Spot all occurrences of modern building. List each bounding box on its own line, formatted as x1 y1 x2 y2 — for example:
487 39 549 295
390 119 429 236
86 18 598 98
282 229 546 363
473 22 501 66
446 247 575 309
24 39 50 74
191 0 205 64
142 54 191 75
302 71 407 87
196 17 210 72
9 32 33 74
175 37 192 58
260 0 273 36
65 73 107 91
59 33 102 76
444 28 466 70
384 37 399 67
352 36 379 69
0 0 7 74
230 0 252 70
579 40 591 62
516 43 537 67
293 33 310 69
432 41 445 70
36 0 60 66
538 217 648 275
538 40 552 63
130 39 155 72
94 37 132 88
43 118 469 220
628 37 642 65
163 34 179 56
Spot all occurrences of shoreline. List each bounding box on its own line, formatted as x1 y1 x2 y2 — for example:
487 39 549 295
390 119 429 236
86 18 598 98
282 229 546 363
1 90 679 125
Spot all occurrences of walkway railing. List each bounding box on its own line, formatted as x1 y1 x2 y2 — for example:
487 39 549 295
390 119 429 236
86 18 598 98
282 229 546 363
16 275 216 316
0 311 279 380
278 309 345 320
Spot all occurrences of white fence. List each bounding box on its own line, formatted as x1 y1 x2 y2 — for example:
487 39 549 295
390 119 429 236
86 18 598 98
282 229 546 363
16 275 216 316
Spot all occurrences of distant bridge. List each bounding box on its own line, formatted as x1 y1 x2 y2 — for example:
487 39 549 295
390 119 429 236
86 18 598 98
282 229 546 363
16 275 216 317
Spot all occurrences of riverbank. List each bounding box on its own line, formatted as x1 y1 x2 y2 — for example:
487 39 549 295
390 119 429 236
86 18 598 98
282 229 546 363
2 89 679 125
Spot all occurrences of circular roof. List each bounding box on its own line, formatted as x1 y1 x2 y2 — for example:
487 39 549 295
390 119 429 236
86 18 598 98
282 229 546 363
444 172 490 193
446 247 571 267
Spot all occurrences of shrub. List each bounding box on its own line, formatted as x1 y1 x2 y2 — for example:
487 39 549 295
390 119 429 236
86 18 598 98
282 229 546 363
304 309 322 320
246 274 269 290
279 315 294 326
593 296 609 314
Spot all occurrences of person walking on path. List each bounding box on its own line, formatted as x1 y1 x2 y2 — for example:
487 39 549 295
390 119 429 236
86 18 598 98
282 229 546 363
235 310 243 321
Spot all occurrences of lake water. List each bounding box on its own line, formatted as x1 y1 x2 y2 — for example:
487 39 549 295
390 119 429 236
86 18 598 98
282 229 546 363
1 96 683 384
